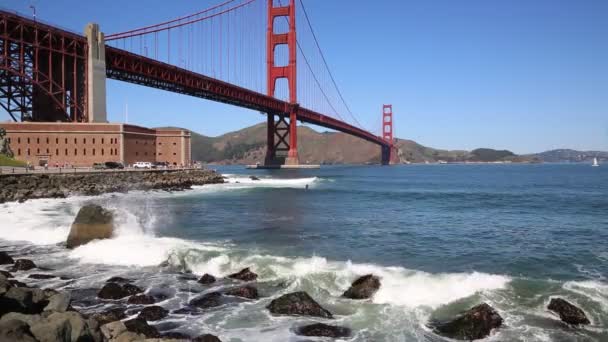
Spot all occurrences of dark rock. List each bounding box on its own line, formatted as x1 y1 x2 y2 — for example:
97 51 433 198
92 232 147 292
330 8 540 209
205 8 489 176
266 292 333 318
98 282 143 300
28 311 101 342
10 259 36 272
172 307 201 316
124 317 160 338
138 305 168 321
128 294 156 305
198 273 217 285
27 274 57 280
193 334 223 342
106 276 132 283
0 271 13 279
91 307 126 325
228 267 258 282
249 176 260 181
66 204 114 249
190 292 222 309
162 331 192 340
225 286 259 300
0 251 14 265
548 298 590 325
8 280 27 288
432 303 503 340
342 274 381 299
0 287 48 316
0 319 37 342
296 323 351 338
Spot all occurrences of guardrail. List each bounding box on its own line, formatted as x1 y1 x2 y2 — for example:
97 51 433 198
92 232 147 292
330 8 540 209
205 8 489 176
0 166 205 176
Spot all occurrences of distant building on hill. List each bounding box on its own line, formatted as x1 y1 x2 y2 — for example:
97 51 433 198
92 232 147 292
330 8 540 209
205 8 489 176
0 122 191 167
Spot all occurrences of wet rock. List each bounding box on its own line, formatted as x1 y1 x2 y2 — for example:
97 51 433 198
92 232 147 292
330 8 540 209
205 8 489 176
193 334 223 342
225 286 259 300
266 292 333 318
128 294 156 305
172 307 201 316
98 282 143 300
91 307 126 326
27 274 57 280
10 259 36 272
66 204 114 249
100 320 128 341
249 176 260 181
106 276 132 283
227 267 258 282
431 303 503 340
296 323 351 338
190 292 222 309
0 270 13 279
124 317 160 338
0 319 37 342
342 274 381 299
8 280 28 288
0 287 49 316
198 273 217 285
548 298 590 325
162 331 192 340
0 251 14 265
138 305 168 321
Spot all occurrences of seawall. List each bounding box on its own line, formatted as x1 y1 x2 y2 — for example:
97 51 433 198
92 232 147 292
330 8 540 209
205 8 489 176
0 169 224 203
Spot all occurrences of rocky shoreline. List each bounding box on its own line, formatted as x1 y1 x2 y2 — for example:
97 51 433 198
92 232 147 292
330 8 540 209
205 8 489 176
0 169 225 204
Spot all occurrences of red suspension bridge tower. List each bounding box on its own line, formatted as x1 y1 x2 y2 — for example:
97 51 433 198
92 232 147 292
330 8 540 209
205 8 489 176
265 0 299 166
381 104 398 165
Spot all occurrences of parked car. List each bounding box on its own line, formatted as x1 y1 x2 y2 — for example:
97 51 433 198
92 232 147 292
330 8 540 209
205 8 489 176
133 162 153 169
93 163 107 170
104 162 124 169
153 161 169 169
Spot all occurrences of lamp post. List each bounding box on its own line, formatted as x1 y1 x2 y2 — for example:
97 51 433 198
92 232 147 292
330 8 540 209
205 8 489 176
29 5 36 23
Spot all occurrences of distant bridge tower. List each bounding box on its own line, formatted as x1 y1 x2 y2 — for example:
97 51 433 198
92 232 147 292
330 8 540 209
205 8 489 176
381 104 396 165
265 0 299 166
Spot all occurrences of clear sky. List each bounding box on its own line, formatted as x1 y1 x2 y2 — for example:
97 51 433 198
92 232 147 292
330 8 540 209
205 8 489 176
3 0 607 153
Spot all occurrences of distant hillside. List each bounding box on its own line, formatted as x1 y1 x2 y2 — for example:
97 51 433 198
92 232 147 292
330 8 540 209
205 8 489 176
190 123 535 164
528 149 608 163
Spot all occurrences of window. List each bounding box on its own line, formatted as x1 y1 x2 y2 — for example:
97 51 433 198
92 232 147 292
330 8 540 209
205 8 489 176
102 138 104 144
158 153 162 156
65 138 68 144
46 137 49 144
65 149 68 156
83 138 86 144
37 138 39 144
173 152 177 156
144 152 148 156
17 149 21 156
93 149 96 156
74 149 77 156
101 149 104 156
173 142 177 145
83 149 86 156
37 148 40 154
136 141 138 144
55 149 59 155
17 137 20 144
56 138 58 144
93 138 96 144
27 148 30 156
27 138 30 144
46 148 49 154
135 152 139 156
159 142 162 145
115 148 118 155
74 138 77 144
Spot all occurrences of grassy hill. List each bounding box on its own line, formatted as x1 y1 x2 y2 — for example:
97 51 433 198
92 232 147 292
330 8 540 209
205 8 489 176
0 154 26 167
190 123 533 164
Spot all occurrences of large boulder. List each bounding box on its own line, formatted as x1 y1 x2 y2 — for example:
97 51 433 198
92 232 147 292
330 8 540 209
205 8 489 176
28 311 101 342
227 267 258 282
66 205 114 249
0 287 49 317
193 334 222 342
548 298 590 325
123 317 160 338
0 274 11 297
225 286 259 300
266 292 333 318
10 259 36 272
91 307 126 326
0 271 13 279
0 251 14 265
296 323 351 338
43 292 71 313
431 303 503 340
198 274 216 285
190 292 222 309
342 274 381 299
137 305 168 321
128 294 156 305
0 319 37 342
98 282 143 300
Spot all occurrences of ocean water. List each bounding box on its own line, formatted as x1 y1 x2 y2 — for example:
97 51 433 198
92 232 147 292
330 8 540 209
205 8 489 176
0 164 607 341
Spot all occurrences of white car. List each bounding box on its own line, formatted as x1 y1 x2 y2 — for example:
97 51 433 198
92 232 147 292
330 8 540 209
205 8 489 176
133 162 152 169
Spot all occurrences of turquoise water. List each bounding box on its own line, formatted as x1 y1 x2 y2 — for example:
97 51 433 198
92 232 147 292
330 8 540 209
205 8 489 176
0 164 606 341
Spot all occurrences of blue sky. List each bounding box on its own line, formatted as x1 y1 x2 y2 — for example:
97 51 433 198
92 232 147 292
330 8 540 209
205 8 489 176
3 0 607 153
